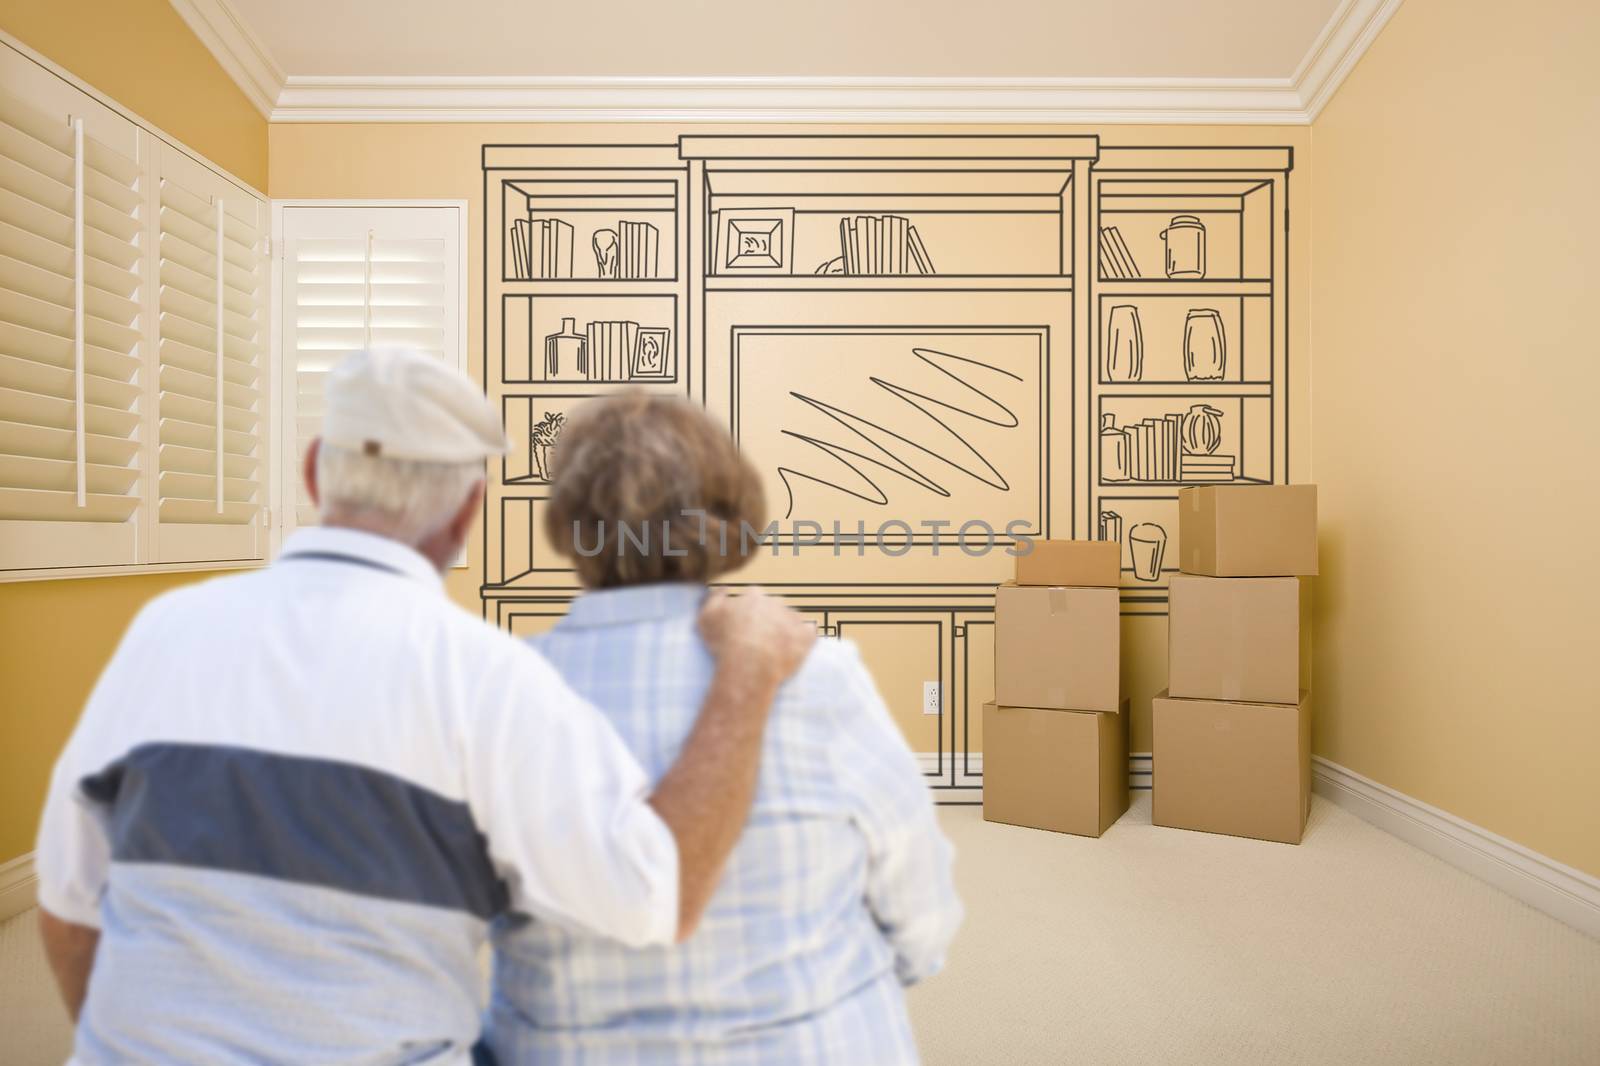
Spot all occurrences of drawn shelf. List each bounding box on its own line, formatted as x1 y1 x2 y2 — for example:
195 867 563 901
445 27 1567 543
498 178 679 283
1097 279 1271 297
1098 382 1271 398
703 274 1073 293
1095 175 1276 284
690 139 1092 282
501 278 680 298
500 294 678 386
1096 292 1272 385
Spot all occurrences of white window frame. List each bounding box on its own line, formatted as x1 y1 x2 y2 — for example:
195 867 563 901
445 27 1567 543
269 200 470 562
0 29 272 583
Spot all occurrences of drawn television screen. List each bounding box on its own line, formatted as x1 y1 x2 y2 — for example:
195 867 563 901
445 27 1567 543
730 328 1045 544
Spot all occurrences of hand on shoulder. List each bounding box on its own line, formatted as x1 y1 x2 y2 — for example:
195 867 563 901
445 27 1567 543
697 586 816 689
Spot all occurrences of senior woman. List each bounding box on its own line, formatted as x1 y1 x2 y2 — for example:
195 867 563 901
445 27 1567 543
486 393 962 1065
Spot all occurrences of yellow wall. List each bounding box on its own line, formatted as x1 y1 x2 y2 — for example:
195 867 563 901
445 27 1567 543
1 0 268 189
0 2 267 862
0 572 237 860
1310 0 1600 875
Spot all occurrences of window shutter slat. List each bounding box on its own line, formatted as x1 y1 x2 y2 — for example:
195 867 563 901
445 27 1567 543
0 487 138 523
158 442 256 478
0 418 136 466
0 454 139 495
157 415 254 457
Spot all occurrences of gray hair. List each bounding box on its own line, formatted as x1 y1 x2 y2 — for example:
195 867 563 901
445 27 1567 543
316 442 483 546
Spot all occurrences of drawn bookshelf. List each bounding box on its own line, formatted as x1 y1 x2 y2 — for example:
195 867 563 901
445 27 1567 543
481 145 691 592
480 137 1294 800
1086 147 1292 611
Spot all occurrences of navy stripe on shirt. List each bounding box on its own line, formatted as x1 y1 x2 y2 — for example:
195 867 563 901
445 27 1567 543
81 742 508 919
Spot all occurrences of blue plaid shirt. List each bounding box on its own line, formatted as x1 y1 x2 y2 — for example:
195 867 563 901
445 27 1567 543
487 583 962 1065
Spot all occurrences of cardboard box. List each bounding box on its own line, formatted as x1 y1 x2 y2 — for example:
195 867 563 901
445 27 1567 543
1015 539 1121 588
1151 690 1311 845
994 584 1120 712
982 699 1130 837
1178 485 1318 576
1168 574 1300 704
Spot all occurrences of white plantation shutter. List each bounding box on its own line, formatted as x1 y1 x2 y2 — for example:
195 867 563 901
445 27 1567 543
281 206 463 530
154 146 268 563
0 51 146 571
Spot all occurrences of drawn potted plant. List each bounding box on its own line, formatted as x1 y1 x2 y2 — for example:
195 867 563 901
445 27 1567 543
530 411 565 481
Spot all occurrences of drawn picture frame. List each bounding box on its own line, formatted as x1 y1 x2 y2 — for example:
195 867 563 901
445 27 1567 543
630 327 674 381
716 207 796 274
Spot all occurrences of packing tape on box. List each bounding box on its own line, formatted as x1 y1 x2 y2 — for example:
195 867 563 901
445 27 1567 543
1049 587 1067 614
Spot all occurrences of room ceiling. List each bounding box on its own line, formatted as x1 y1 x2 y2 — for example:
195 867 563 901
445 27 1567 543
225 0 1340 80
170 0 1405 122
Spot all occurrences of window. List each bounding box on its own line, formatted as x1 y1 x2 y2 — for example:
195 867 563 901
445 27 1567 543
0 41 269 577
275 204 466 533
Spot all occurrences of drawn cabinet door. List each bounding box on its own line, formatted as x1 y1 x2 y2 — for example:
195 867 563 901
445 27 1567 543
957 615 996 774
832 612 950 772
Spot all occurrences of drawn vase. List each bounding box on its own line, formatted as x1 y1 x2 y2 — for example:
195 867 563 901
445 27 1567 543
592 230 619 279
1161 215 1207 279
1104 305 1144 382
1181 404 1225 456
1183 309 1226 381
544 317 587 380
1099 413 1130 483
532 443 553 481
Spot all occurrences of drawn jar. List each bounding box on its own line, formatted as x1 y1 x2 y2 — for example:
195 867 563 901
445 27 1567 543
1161 214 1207 279
1181 404 1225 456
1183 309 1226 381
1104 305 1144 382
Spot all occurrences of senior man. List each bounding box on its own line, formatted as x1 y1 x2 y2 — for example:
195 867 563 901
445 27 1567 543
34 347 814 1064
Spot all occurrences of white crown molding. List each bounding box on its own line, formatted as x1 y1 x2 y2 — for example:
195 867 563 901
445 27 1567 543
167 0 285 117
270 75 1310 124
1313 757 1600 941
1293 0 1407 120
173 0 1402 123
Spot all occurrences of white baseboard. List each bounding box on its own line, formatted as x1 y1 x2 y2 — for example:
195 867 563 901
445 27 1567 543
0 853 37 922
1312 757 1600 941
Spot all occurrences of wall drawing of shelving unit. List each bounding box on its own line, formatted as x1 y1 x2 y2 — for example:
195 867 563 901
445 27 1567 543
1086 147 1292 612
481 145 691 591
481 137 1293 801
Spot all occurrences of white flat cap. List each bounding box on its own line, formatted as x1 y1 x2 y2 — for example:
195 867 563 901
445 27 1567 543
321 347 509 462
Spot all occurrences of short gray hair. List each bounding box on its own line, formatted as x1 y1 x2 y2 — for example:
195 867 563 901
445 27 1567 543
317 442 483 545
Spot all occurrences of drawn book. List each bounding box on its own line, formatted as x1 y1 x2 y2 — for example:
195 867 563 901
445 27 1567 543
907 225 934 274
1109 227 1140 278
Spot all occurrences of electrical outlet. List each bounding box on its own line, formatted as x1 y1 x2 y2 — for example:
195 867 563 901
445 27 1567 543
922 681 941 716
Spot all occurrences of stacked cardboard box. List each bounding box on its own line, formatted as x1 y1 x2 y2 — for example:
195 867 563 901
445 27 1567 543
985 541 1129 838
1153 485 1318 845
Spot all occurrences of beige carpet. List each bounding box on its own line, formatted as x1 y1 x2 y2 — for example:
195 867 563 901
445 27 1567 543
4 795 1598 1065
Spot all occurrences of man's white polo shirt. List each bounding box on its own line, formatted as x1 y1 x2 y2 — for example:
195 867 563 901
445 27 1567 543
34 526 678 1064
